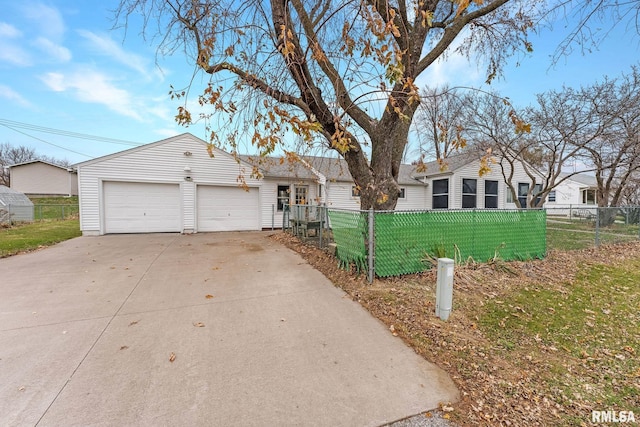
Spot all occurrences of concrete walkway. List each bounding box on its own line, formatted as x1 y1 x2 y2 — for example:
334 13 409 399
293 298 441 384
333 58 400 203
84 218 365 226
0 232 458 426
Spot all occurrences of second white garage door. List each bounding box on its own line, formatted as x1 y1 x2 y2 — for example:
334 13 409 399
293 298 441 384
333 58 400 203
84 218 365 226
197 185 260 232
103 181 181 233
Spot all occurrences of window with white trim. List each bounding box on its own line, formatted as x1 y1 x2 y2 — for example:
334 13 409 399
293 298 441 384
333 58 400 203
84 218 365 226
582 189 596 204
485 180 498 208
277 185 290 211
462 178 477 208
295 185 308 205
432 179 449 209
517 183 529 208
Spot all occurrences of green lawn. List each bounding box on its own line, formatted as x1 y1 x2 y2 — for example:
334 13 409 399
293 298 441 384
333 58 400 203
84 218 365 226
479 260 640 424
0 219 81 258
30 196 79 221
30 196 79 205
547 218 639 251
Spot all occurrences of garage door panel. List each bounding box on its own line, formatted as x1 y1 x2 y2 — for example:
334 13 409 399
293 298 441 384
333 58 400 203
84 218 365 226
197 186 259 232
104 182 181 233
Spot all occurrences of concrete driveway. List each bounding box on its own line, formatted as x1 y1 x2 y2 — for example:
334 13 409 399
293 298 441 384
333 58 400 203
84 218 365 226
0 232 458 427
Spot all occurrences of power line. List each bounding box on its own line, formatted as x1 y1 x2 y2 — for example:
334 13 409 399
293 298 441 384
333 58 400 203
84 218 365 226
0 118 145 147
1 123 93 158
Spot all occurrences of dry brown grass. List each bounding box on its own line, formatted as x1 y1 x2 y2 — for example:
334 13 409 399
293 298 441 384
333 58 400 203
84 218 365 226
272 233 640 426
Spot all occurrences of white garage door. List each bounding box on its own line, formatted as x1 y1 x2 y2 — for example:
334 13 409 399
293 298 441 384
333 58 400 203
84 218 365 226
103 181 181 233
197 185 260 232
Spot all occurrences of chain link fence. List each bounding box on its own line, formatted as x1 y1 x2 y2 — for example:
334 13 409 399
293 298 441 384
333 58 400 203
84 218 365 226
323 208 547 280
0 204 79 226
326 209 368 273
320 206 640 280
374 209 546 277
546 206 640 250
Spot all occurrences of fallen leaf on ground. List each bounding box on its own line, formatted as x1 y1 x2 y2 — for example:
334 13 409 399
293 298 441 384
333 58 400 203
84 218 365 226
129 321 139 326
169 352 176 362
205 294 214 299
193 322 205 327
120 346 129 350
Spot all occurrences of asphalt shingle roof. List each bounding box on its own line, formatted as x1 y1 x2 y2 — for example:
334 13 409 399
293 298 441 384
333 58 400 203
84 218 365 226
240 155 422 185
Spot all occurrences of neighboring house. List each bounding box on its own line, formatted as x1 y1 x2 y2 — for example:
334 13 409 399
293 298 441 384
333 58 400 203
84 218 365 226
544 172 599 217
8 160 78 197
545 172 598 207
75 133 544 236
0 185 34 223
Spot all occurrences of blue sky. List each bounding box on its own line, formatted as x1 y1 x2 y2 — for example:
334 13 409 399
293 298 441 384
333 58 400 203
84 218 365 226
1 0 638 165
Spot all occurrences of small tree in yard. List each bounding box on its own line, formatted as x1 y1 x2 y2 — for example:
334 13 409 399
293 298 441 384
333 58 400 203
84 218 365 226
116 0 542 209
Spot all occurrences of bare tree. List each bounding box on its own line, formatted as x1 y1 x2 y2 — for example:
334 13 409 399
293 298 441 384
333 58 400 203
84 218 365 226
0 143 37 187
410 86 473 165
466 88 602 208
579 67 640 208
116 0 542 209
546 1 640 63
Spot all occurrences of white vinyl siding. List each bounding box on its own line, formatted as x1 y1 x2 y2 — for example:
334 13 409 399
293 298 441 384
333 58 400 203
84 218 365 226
449 158 540 209
395 185 428 210
325 182 362 209
77 134 262 235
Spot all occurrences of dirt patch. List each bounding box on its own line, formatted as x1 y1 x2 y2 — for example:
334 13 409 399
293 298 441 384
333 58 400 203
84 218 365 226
272 232 640 426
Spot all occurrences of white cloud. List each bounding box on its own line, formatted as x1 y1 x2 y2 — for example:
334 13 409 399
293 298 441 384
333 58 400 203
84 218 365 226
0 40 32 66
34 37 72 62
0 22 21 38
41 69 143 121
155 127 181 139
417 52 483 90
0 22 31 66
416 29 484 90
0 84 32 107
22 3 65 40
77 30 148 75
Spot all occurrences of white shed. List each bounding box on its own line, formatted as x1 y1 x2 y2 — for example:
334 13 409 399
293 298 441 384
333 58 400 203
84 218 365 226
0 185 34 223
75 133 262 236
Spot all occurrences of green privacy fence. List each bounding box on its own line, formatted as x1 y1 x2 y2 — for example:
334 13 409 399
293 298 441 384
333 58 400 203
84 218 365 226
328 209 547 279
327 209 368 273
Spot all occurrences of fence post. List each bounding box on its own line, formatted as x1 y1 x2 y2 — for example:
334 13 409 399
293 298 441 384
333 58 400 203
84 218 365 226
62 205 65 219
318 205 324 248
8 204 12 226
367 208 374 284
595 207 600 247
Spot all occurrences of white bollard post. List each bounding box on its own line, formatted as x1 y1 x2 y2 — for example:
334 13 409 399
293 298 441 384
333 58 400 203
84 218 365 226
436 258 454 321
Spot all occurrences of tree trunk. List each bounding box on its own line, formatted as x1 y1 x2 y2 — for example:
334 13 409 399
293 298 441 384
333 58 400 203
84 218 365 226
347 119 410 211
